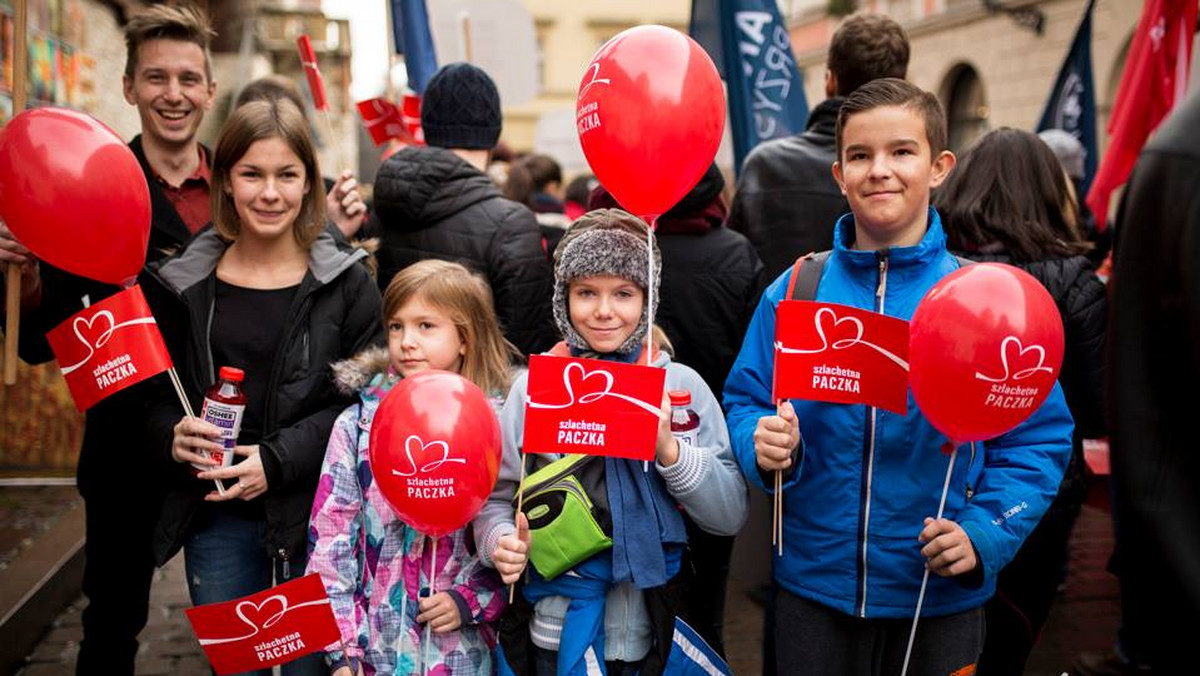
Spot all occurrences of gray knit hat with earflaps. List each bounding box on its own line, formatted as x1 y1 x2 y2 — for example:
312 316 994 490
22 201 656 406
552 209 662 355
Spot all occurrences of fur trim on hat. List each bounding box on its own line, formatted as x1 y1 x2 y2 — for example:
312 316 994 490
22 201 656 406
552 209 661 354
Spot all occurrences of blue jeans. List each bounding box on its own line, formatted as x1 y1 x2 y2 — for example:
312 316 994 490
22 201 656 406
184 507 326 676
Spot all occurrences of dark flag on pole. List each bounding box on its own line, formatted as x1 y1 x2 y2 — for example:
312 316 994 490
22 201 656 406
390 0 439 94
690 0 808 175
1036 0 1097 196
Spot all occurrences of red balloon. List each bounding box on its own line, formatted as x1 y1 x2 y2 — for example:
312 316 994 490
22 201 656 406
369 370 502 537
0 108 151 285
576 25 725 220
909 263 1065 444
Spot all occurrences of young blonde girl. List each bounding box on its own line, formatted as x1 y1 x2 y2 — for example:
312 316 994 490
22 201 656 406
306 260 517 675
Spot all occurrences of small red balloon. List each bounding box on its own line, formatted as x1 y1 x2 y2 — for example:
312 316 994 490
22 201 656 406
909 263 1065 444
369 370 502 537
0 108 151 285
576 25 725 220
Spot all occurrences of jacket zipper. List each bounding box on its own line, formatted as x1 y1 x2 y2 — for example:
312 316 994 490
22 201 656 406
966 441 977 499
857 251 889 617
278 548 291 579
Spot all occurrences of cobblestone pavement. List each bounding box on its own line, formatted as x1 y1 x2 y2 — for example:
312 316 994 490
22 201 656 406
17 505 1119 675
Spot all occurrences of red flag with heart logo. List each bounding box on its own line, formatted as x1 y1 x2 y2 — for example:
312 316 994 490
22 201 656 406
401 94 425 144
185 573 341 675
774 300 910 414
524 354 667 461
45 285 173 411
357 98 407 146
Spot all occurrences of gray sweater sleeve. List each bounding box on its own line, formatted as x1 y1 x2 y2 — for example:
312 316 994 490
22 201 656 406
474 371 529 568
656 363 749 536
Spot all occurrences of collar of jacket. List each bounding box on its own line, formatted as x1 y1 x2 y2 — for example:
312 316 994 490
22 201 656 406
806 97 844 137
150 224 367 295
831 206 948 270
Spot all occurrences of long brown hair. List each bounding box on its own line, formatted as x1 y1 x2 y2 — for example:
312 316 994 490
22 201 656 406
382 260 519 393
936 127 1090 262
210 99 326 248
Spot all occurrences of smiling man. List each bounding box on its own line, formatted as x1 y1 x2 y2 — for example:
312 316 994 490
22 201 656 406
0 6 219 674
122 4 217 240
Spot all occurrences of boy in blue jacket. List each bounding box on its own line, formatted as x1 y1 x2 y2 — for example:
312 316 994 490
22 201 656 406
723 78 1074 675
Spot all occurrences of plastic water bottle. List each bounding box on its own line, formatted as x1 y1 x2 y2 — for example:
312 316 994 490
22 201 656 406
669 390 700 447
192 366 246 473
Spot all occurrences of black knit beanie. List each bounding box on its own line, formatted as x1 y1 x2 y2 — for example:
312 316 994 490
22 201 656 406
421 63 502 150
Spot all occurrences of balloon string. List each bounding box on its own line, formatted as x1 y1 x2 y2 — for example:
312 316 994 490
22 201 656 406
901 443 960 676
423 535 437 676
645 216 656 473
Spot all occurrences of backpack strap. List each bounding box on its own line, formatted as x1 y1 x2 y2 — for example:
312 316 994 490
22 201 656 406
954 255 974 268
784 250 831 301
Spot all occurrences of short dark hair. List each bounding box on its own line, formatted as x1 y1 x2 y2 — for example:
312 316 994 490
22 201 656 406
827 13 909 97
936 127 1090 262
235 75 307 116
124 3 215 81
836 78 946 161
519 154 563 192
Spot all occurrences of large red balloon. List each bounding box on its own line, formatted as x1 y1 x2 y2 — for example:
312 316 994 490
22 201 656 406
909 263 1065 444
0 108 151 285
576 25 725 220
369 370 502 537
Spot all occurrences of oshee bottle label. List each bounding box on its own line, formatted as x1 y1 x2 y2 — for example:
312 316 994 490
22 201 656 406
194 399 245 471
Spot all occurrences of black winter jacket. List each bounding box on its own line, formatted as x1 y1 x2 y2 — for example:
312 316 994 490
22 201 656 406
727 98 849 279
144 228 383 565
1106 91 1200 668
960 251 1107 505
373 146 555 355
16 136 207 494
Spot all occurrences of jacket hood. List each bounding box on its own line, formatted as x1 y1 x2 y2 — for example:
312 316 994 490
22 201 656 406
331 345 393 395
373 145 502 229
151 225 367 295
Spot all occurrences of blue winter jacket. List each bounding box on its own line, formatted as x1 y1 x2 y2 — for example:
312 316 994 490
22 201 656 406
723 209 1074 619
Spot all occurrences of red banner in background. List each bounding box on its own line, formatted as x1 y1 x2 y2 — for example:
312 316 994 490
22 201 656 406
524 355 666 461
774 300 910 414
296 35 329 111
401 94 425 144
357 98 406 145
45 285 172 411
185 574 340 675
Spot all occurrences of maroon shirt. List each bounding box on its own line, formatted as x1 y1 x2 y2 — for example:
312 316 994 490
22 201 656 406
152 146 212 234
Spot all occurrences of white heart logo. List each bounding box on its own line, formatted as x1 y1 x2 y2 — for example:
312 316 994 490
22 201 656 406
975 336 1053 382
563 362 614 404
234 594 289 636
392 435 464 477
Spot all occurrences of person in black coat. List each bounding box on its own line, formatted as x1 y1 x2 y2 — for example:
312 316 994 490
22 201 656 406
373 63 555 356
936 127 1106 675
0 7 220 672
727 13 909 279
144 100 381 676
591 165 765 657
1088 89 1200 675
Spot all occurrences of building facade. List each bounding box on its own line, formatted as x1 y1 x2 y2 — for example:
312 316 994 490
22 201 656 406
787 0 1151 156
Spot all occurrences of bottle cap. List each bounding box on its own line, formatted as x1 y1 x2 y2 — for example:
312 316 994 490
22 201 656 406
218 366 245 383
668 390 691 406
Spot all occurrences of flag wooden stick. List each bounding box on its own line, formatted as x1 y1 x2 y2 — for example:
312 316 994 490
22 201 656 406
3 0 29 386
167 366 225 496
509 459 526 603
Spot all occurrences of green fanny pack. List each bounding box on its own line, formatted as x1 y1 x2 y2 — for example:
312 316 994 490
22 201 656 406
516 454 612 580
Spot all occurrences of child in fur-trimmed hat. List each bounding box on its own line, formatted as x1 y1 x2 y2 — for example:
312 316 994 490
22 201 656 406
474 209 749 675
